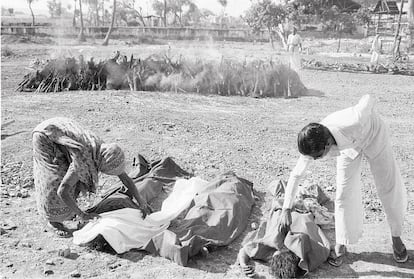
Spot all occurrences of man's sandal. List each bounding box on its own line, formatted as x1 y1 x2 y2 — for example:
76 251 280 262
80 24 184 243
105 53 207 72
393 244 408 263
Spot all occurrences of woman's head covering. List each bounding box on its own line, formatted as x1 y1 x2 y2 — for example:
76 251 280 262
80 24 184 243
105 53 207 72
99 143 126 176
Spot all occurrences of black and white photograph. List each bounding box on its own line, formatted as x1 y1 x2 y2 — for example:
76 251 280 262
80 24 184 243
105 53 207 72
1 0 414 278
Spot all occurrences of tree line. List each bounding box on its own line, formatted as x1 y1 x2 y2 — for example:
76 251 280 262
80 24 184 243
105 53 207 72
24 0 414 47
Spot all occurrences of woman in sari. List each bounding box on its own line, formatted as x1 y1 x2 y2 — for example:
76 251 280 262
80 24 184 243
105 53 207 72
32 117 150 237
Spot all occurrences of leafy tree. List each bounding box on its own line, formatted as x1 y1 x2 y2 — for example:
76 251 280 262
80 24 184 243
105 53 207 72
152 0 195 26
118 1 146 26
84 0 100 26
321 5 355 51
169 0 193 26
47 0 63 18
153 0 170 26
27 0 37 26
182 2 202 26
244 0 288 48
102 0 117 45
354 7 372 37
218 0 227 14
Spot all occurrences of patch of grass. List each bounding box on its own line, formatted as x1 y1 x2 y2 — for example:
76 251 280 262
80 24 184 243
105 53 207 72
1 45 15 57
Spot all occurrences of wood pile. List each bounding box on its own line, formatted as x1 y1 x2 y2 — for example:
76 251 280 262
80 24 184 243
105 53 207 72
17 52 309 98
17 56 107 93
302 59 414 76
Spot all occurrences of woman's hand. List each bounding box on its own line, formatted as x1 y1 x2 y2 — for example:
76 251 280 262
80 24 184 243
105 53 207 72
277 208 292 234
139 203 153 218
118 172 151 217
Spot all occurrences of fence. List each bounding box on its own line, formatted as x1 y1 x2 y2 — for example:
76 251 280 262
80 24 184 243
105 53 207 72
0 25 271 42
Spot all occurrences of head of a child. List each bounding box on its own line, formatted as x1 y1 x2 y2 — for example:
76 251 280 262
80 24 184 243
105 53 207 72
297 123 333 160
269 249 300 279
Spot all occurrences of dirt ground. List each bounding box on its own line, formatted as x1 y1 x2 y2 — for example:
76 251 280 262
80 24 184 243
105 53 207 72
1 37 414 279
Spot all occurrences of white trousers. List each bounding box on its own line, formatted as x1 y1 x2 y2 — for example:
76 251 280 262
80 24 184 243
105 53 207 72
335 133 407 245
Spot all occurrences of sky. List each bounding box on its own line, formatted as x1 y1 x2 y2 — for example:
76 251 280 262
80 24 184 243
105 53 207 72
1 0 253 17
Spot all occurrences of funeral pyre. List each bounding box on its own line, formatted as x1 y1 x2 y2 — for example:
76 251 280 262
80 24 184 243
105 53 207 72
17 51 308 98
302 58 414 76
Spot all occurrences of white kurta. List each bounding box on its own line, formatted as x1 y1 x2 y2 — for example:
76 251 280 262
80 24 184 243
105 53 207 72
287 33 302 71
283 95 407 245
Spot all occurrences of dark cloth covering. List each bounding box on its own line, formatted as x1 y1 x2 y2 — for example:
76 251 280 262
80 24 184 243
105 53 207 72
87 155 255 266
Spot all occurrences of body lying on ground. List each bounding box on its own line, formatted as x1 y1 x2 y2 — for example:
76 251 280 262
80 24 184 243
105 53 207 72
238 195 331 278
73 156 256 266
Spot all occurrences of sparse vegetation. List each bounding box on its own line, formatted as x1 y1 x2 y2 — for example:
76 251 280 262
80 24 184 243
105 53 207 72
1 45 15 57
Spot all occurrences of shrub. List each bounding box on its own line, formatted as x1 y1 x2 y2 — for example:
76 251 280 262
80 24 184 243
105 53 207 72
1 45 15 57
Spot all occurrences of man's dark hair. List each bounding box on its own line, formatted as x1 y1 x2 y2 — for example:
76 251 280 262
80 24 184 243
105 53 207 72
269 250 301 279
297 123 330 156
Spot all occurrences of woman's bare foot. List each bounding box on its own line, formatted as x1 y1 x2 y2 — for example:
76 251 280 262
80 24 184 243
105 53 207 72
48 222 72 238
237 247 256 278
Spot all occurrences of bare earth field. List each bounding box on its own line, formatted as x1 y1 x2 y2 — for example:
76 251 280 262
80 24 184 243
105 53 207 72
1 39 414 278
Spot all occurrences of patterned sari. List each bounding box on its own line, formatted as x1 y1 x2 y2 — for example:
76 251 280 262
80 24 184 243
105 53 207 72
32 117 104 223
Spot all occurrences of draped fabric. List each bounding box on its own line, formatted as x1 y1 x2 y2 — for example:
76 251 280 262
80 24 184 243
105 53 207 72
74 156 255 266
32 117 103 222
242 199 331 273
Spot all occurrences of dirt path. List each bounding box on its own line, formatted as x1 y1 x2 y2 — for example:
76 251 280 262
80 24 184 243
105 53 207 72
1 41 414 278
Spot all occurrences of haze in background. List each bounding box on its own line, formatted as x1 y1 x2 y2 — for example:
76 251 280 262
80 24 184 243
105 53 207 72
1 0 252 17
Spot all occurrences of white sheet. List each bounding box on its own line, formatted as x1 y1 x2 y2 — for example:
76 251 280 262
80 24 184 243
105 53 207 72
73 177 209 253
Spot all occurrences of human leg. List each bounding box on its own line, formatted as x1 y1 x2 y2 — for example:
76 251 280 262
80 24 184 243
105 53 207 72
33 132 76 234
237 247 256 278
335 153 364 245
328 154 363 267
368 143 407 262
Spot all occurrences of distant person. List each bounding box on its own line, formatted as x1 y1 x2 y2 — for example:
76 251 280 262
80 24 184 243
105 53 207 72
287 27 303 71
32 117 151 237
370 34 381 66
277 95 408 266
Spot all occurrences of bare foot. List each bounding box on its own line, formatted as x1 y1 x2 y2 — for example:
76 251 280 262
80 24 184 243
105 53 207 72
48 222 72 238
237 247 256 277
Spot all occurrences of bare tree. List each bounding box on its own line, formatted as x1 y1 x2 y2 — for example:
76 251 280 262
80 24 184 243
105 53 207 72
78 0 86 42
409 0 414 48
102 0 116 45
218 0 227 12
218 0 227 27
27 0 36 26
164 0 167 27
73 0 77 27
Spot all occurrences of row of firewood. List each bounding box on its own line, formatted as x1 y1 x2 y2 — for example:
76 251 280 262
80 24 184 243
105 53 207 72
17 51 308 97
302 59 414 76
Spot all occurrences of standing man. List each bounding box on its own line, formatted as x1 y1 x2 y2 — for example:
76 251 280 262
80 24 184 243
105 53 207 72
370 34 381 67
287 27 303 71
277 95 408 266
